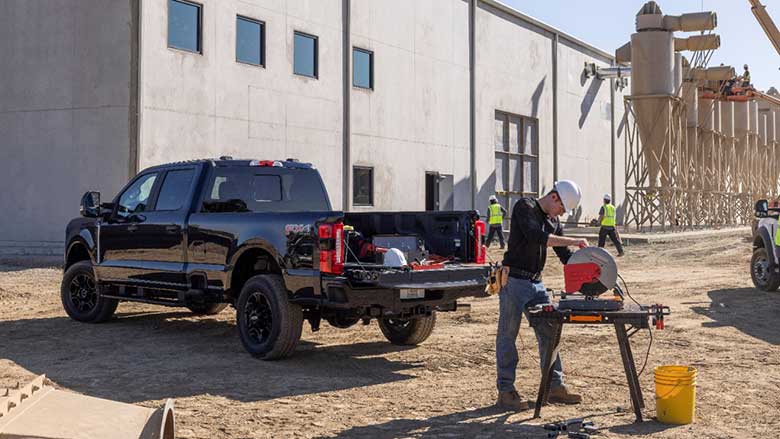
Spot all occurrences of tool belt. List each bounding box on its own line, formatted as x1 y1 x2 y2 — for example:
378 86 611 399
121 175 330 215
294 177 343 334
485 266 541 296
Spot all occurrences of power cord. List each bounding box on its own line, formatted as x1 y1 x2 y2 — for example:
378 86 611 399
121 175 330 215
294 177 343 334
617 273 641 308
617 273 653 378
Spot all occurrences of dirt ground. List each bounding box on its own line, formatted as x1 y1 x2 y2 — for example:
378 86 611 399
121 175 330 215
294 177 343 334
1 231 779 438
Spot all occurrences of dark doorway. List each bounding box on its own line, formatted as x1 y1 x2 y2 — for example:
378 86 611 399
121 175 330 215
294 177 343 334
425 172 439 211
425 173 453 211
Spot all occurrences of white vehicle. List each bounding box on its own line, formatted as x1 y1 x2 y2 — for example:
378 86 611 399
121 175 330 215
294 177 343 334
751 199 780 291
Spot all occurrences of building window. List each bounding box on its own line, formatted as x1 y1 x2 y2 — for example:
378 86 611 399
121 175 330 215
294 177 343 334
168 0 202 53
494 111 539 222
353 47 373 89
236 16 265 66
353 167 374 206
294 31 318 78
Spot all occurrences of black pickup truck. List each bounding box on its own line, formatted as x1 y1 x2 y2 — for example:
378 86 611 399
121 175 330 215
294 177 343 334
62 158 490 359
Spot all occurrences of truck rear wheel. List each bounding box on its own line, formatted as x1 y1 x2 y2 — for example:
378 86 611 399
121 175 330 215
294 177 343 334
61 261 118 323
378 313 436 345
187 303 228 315
751 247 780 292
236 274 303 360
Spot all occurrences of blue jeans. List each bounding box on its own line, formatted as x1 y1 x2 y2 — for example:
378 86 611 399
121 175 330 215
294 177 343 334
496 276 564 392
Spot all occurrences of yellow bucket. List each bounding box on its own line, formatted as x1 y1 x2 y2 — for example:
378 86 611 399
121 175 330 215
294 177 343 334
654 365 697 425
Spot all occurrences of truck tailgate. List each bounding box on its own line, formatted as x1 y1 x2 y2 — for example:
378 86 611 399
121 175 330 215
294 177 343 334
366 265 489 293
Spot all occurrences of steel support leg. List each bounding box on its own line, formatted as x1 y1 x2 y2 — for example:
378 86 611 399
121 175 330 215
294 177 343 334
615 322 644 422
533 321 563 418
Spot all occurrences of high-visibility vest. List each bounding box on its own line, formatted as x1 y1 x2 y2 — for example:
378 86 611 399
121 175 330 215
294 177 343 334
488 203 504 225
775 226 780 247
601 204 616 227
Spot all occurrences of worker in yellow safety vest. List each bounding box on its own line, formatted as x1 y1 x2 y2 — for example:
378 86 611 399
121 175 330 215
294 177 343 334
741 64 751 88
598 194 624 256
486 195 508 249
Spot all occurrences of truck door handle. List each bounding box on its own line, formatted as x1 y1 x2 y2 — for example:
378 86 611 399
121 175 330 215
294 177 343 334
127 224 139 232
166 225 181 233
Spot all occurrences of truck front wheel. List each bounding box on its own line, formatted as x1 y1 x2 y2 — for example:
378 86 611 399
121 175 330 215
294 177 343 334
61 261 118 323
236 275 303 360
751 247 780 292
378 313 437 345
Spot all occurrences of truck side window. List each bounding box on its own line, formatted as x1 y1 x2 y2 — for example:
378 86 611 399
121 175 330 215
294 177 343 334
116 173 158 218
156 169 195 211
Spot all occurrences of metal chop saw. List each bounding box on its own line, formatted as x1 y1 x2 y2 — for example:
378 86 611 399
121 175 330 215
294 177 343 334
559 247 625 311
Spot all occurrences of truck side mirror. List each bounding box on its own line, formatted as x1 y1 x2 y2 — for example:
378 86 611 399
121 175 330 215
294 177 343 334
80 191 101 218
755 199 769 218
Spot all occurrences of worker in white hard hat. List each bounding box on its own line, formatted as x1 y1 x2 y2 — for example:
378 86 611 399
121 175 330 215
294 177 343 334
597 193 624 257
495 180 586 411
486 195 508 249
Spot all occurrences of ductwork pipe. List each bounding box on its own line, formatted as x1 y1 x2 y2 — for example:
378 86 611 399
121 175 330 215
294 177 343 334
663 12 718 32
615 41 632 64
690 66 735 81
674 53 683 93
674 34 720 52
588 65 632 79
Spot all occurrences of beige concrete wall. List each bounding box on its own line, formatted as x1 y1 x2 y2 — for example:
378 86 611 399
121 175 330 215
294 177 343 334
138 0 345 208
556 39 626 223
0 0 627 252
0 0 134 251
475 2 624 224
475 3 554 221
348 0 471 211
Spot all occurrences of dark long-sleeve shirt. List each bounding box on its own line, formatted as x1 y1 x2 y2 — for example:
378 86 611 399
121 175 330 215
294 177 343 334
501 197 573 274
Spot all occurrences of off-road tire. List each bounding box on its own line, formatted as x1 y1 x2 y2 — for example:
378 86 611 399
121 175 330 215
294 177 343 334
236 274 303 360
61 261 118 323
378 313 437 345
751 247 780 292
187 303 228 315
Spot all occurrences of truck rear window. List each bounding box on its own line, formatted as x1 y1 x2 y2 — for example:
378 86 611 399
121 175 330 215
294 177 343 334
203 167 330 212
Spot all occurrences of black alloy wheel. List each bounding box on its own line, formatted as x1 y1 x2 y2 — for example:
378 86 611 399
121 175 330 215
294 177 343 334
68 274 98 314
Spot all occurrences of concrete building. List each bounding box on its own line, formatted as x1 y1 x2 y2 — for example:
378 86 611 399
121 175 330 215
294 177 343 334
0 0 625 255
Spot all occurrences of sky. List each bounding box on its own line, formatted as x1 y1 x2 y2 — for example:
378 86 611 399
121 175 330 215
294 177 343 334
502 0 779 91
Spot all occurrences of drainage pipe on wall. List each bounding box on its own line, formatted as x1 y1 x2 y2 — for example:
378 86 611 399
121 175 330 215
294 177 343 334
552 33 559 182
469 0 477 209
342 0 351 211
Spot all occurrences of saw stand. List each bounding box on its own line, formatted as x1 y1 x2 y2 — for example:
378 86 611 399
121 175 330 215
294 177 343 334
527 302 668 423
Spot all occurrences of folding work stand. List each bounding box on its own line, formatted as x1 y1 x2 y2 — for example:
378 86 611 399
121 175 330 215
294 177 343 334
527 303 653 422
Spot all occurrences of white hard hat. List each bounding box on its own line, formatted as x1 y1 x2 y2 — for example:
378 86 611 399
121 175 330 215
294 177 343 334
603 193 612 201
489 195 498 202
383 248 408 267
553 180 582 211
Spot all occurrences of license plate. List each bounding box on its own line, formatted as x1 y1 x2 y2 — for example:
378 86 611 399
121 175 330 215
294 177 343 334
400 288 425 300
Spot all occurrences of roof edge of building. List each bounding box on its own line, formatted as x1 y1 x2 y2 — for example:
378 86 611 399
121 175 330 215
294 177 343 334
483 0 615 62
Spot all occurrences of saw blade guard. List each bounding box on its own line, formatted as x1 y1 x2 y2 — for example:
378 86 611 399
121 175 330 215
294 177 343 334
564 247 618 296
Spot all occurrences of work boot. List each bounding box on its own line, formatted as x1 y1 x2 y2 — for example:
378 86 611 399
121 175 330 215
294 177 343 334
496 390 532 411
617 251 625 257
547 385 582 404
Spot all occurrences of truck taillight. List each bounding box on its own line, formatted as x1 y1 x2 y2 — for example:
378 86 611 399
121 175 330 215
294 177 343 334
319 222 345 275
474 220 486 264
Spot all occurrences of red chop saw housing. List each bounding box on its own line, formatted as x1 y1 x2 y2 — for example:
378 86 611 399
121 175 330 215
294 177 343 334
564 262 602 293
